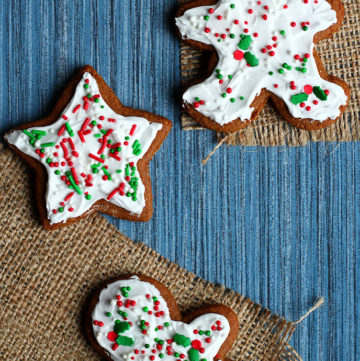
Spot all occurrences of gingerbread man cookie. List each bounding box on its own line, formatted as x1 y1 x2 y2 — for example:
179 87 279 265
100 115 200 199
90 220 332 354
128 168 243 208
85 275 238 361
176 0 350 133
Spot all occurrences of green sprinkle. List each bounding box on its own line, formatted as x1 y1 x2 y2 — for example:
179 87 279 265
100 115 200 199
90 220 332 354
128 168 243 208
188 348 200 361
164 322 170 327
145 344 150 349
221 93 227 98
174 334 191 347
230 4 235 8
31 130 47 136
46 158 52 164
85 194 92 200
41 142 55 147
159 354 164 359
230 34 235 39
269 71 274 76
84 84 89 89
65 122 74 137
278 69 285 74
100 155 105 159
313 86 328 101
205 331 211 336
175 353 180 357
199 331 204 335
22 129 35 139
102 166 112 180
204 15 209 20
280 30 286 36
290 93 309 105
55 170 60 175
94 134 101 138
58 207 64 212
238 35 252 50
114 321 130 334
94 98 100 103
91 121 97 126
143 307 148 312
230 98 235 103
240 96 245 100
106 312 112 317
68 175 82 194
244 52 259 67
116 335 134 347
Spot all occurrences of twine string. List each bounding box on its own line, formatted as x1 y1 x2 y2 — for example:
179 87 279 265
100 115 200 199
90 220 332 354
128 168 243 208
202 134 232 165
293 297 325 325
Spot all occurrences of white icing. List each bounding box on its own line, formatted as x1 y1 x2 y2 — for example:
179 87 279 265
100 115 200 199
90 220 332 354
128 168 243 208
176 0 347 125
92 276 230 361
5 73 163 224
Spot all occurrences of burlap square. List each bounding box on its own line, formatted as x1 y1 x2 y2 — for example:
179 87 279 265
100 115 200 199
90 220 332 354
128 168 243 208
180 0 360 146
0 146 302 360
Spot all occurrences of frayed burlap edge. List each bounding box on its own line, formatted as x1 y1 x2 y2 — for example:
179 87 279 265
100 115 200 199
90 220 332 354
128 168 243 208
0 147 320 360
180 0 360 147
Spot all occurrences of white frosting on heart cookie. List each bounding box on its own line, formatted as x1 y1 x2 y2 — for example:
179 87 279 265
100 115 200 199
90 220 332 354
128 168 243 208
176 0 347 126
5 73 162 225
92 276 231 361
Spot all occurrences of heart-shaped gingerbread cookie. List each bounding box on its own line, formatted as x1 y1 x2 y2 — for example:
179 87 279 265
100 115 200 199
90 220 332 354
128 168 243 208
85 275 238 361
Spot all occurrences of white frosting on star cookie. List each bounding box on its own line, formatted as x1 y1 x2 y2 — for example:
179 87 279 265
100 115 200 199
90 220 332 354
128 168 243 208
5 73 163 225
176 0 347 125
92 276 230 361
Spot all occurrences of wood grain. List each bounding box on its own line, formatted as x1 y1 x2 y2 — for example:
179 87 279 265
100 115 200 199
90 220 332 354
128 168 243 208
0 1 358 360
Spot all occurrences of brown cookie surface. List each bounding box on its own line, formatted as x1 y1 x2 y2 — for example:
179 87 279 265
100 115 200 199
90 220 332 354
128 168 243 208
176 0 350 133
4 66 172 230
84 274 239 361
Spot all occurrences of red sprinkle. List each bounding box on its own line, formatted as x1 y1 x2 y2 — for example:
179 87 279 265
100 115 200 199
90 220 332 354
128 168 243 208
73 104 81 113
89 153 105 163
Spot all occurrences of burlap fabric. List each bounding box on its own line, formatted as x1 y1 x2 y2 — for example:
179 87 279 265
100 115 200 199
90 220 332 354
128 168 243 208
180 0 360 146
0 146 302 360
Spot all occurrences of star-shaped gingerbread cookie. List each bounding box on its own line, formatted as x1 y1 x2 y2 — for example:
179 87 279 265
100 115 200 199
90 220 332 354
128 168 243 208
4 66 172 230
176 0 350 133
85 275 238 361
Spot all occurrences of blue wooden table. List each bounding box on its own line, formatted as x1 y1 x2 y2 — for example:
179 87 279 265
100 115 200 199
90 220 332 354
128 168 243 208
0 1 358 360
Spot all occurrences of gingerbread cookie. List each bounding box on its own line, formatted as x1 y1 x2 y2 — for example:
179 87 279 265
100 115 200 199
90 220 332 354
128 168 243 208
85 275 238 361
176 0 350 133
4 66 172 230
